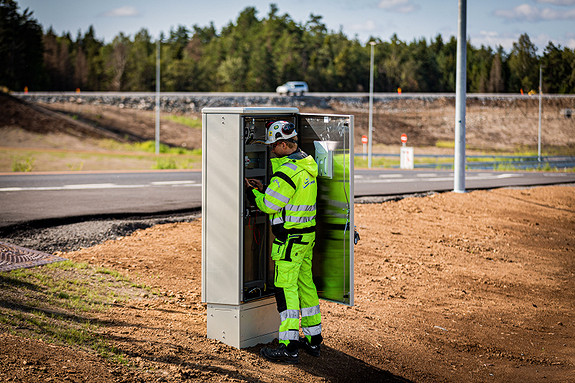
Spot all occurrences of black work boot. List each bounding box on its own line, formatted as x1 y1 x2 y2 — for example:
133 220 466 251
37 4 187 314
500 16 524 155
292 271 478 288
299 337 321 357
260 343 299 364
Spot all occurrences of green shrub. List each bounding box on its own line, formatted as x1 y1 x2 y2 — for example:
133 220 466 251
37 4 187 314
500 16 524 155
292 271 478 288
153 158 178 169
12 156 35 172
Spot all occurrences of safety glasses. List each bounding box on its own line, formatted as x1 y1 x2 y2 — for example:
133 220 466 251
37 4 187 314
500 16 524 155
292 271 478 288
281 122 295 135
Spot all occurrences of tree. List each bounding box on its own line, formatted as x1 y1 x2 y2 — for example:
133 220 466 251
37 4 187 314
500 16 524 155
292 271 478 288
542 42 575 94
381 34 407 91
468 44 493 93
79 26 105 90
409 38 441 92
0 0 44 90
105 33 130 91
9 4 575 94
488 49 505 93
508 33 539 93
42 29 74 90
436 36 457 92
125 29 154 91
73 46 88 89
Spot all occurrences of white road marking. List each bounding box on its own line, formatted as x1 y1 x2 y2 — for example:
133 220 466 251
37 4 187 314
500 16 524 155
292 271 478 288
355 173 523 184
0 172 547 192
63 183 119 189
151 180 197 185
0 182 201 192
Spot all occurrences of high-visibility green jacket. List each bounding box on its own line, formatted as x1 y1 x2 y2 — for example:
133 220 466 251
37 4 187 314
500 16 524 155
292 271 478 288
252 149 318 236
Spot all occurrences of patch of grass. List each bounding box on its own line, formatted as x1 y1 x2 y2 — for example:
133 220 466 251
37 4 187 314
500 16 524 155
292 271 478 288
96 139 200 155
12 156 35 172
0 146 202 172
435 140 455 149
511 144 575 157
154 158 178 169
356 145 575 171
153 156 199 170
67 160 85 171
354 156 399 168
354 154 453 168
163 114 202 129
133 141 201 155
0 260 146 364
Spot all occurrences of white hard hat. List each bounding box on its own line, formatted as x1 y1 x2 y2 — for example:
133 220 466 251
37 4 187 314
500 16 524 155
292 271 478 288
264 121 297 144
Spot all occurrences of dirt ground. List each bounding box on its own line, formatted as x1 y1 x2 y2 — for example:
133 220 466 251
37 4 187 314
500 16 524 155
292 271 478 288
3 93 575 155
1 94 574 381
0 93 202 151
1 185 574 382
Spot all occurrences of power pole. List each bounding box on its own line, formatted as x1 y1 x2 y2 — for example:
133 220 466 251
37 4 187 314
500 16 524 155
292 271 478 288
538 65 542 162
454 0 467 193
155 39 161 155
368 41 376 169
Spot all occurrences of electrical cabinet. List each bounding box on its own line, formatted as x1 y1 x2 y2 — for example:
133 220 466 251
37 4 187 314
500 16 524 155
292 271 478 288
202 107 354 348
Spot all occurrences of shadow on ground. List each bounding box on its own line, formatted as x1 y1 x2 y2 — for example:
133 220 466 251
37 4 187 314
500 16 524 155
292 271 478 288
248 340 413 382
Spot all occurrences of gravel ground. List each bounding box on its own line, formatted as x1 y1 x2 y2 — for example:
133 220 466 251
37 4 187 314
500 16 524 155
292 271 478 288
0 193 427 254
0 212 200 253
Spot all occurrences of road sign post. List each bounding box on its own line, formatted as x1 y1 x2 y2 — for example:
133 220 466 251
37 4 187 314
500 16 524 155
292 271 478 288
362 135 368 160
400 134 413 169
400 134 407 146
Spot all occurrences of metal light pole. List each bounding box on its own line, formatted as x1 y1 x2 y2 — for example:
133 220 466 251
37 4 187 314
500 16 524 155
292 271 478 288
368 41 376 169
454 0 467 193
538 65 542 162
155 39 161 155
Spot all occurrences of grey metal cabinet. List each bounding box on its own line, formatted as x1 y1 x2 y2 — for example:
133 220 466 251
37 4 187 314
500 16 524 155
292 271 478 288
202 107 354 348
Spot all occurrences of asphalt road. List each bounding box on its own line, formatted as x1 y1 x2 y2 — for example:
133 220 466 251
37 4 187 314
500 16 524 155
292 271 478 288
0 171 202 229
1 170 574 230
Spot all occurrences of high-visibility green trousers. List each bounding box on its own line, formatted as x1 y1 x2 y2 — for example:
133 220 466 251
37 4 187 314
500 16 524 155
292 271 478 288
272 232 322 346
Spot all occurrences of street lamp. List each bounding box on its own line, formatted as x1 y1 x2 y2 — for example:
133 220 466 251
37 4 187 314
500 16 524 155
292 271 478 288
368 41 376 169
538 64 543 162
454 0 466 193
155 38 161 155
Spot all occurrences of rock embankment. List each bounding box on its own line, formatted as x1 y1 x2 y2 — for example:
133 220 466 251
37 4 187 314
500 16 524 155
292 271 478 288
15 92 575 114
16 92 339 113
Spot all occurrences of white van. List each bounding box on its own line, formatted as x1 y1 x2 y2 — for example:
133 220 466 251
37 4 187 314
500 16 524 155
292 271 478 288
276 81 309 96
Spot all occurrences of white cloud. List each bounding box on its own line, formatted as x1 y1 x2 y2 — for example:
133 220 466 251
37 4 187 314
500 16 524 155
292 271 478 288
471 30 575 52
471 30 517 50
348 19 377 33
536 0 575 5
563 32 575 48
101 6 141 17
494 3 575 22
378 0 420 14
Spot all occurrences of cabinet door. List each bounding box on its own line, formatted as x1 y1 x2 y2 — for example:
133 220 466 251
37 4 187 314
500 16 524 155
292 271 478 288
298 114 354 306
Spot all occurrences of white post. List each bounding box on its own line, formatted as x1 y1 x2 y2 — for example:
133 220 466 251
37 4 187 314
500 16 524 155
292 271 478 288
155 39 161 155
454 0 467 193
538 65 542 162
368 41 376 169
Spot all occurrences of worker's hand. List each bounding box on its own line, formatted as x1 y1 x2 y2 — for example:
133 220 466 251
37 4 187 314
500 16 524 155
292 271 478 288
245 178 263 192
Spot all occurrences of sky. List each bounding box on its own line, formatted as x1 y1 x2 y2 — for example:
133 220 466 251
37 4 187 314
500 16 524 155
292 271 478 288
15 0 575 52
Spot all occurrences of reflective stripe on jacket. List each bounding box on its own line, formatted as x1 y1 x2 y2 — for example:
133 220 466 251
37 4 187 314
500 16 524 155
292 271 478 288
252 149 318 231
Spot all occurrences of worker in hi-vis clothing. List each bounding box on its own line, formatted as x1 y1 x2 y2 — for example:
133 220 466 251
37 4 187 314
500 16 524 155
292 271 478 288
245 120 322 364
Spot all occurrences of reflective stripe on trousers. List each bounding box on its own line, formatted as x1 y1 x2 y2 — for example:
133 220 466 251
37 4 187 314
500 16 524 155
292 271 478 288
302 323 322 336
273 232 321 346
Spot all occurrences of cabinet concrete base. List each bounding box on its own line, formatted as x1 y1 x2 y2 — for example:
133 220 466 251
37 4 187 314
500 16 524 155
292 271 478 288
207 297 279 349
